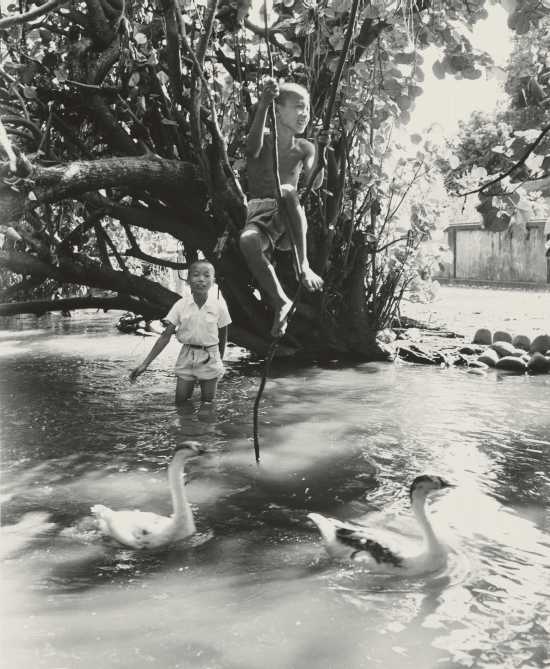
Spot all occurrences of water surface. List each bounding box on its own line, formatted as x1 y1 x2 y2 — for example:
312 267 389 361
1 312 549 669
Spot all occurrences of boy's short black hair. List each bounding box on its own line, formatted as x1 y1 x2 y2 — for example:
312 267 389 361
189 260 215 275
276 82 310 106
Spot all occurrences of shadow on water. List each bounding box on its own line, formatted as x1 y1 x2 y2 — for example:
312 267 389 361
2 312 550 668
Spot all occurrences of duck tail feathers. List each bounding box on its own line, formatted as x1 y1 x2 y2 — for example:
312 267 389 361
90 504 112 520
308 513 338 544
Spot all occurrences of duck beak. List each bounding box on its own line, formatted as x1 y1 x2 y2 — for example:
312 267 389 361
438 477 455 490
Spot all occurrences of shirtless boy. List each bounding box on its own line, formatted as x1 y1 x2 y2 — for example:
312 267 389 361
239 79 327 337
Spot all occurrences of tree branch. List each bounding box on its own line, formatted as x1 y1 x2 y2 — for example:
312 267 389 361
457 122 550 197
244 19 294 56
196 0 219 67
352 18 391 65
0 155 200 224
159 0 185 106
84 0 117 48
0 295 163 318
0 0 67 29
0 249 179 309
88 94 143 156
124 247 188 270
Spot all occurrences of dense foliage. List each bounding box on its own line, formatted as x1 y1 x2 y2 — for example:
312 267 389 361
1 0 548 357
445 5 550 230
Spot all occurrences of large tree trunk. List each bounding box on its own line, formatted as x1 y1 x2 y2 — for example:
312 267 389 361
0 151 387 358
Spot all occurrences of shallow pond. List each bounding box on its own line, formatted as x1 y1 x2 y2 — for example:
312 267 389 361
1 312 549 669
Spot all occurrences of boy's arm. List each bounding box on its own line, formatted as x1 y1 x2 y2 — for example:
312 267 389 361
218 326 228 358
129 323 176 381
245 79 279 158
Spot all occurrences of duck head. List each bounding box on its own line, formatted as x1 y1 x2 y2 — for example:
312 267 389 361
409 474 454 502
173 441 205 457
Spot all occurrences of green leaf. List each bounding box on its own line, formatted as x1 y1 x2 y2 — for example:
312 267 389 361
128 71 140 87
397 95 411 111
394 52 416 65
463 68 481 80
432 61 445 80
414 67 424 83
22 85 37 99
448 154 459 169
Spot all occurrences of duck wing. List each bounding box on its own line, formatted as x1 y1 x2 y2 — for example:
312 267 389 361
308 513 403 567
91 505 174 549
334 525 404 567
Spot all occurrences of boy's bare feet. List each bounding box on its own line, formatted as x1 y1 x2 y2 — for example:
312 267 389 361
301 266 324 291
271 300 293 338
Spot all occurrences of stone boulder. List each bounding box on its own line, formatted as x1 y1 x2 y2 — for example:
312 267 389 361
473 328 492 345
530 334 550 355
468 360 488 370
478 349 499 367
527 352 550 374
491 341 521 358
397 343 446 365
459 345 485 355
512 334 531 351
493 330 512 344
495 356 528 373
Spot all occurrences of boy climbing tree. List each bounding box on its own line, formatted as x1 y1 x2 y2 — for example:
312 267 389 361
239 79 329 337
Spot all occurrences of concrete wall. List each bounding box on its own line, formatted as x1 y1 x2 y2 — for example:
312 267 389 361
447 221 549 284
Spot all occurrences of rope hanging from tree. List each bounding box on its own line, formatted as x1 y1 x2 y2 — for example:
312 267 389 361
252 0 303 463
251 0 361 463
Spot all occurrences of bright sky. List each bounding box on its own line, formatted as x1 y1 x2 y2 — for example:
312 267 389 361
410 4 513 134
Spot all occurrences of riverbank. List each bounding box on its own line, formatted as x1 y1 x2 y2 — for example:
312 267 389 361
401 284 550 341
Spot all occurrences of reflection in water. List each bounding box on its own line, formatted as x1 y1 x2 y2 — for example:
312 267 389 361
1 312 550 669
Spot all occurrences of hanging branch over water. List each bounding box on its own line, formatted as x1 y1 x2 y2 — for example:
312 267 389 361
0 295 161 318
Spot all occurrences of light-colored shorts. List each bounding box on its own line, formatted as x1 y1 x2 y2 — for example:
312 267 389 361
243 198 292 252
174 344 224 381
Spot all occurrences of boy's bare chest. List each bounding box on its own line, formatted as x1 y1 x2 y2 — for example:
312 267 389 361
277 148 304 176
247 137 307 196
259 139 304 183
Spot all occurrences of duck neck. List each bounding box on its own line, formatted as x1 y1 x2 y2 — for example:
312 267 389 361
168 456 196 534
411 496 441 551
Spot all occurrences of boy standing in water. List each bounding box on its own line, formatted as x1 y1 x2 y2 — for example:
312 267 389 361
129 261 231 403
240 79 327 337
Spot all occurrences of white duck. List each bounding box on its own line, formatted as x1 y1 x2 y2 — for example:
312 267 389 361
308 474 455 575
91 442 201 549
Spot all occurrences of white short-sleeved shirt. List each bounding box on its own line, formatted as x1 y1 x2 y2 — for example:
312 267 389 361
165 288 231 346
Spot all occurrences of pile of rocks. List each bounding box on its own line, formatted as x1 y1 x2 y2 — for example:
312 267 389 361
395 327 550 375
465 330 550 375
